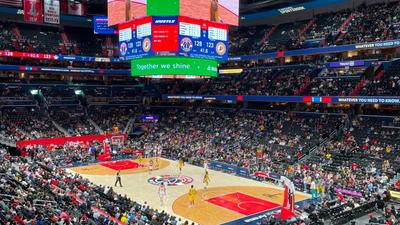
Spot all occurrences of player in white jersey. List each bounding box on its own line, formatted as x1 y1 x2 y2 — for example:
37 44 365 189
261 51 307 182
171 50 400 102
157 146 163 158
158 182 167 206
155 146 162 169
203 158 208 171
148 159 154 175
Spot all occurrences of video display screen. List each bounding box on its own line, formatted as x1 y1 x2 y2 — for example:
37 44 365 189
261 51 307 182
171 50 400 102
118 16 229 60
131 57 218 77
180 0 239 25
108 0 147 26
118 17 153 59
94 16 118 34
152 16 179 52
108 0 239 26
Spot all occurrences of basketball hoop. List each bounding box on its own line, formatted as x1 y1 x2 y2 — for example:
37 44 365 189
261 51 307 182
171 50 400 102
111 135 125 145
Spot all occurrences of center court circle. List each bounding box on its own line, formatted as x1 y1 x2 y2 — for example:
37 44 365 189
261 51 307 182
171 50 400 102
148 175 193 186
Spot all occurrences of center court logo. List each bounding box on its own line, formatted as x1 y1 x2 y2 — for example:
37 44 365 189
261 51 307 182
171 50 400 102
148 175 193 186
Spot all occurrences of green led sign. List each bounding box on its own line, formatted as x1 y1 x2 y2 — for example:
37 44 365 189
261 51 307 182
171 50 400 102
131 57 218 77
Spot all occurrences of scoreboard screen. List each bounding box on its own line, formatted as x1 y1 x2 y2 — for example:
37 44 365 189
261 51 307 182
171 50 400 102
118 17 153 59
118 16 229 61
108 0 239 26
94 16 117 34
178 16 228 60
152 17 179 52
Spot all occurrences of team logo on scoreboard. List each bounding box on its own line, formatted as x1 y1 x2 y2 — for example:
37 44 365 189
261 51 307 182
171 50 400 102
142 38 151 52
180 37 193 52
147 175 193 186
119 42 127 56
216 42 227 56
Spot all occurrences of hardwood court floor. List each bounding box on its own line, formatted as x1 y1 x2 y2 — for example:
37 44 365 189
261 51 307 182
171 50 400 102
69 158 310 225
70 157 170 175
173 186 309 225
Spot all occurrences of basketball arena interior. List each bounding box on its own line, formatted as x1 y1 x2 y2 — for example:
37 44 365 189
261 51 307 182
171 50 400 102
0 0 400 224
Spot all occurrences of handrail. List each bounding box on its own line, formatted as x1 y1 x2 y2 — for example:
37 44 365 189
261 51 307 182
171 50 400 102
0 194 17 198
51 184 125 225
33 199 57 207
0 194 19 201
0 97 32 100
359 114 399 119
88 118 104 134
0 134 17 147
123 117 135 134
297 124 344 164
382 125 400 129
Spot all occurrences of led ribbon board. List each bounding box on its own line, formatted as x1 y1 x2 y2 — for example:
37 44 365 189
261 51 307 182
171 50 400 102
131 57 218 77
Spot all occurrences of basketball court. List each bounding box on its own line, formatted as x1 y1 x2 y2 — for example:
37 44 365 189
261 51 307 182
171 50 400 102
68 158 311 225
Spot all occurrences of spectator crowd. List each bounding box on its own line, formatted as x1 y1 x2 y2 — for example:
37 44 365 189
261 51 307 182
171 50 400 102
1 106 399 224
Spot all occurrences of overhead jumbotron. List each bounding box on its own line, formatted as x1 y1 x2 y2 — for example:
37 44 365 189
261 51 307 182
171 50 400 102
110 0 235 78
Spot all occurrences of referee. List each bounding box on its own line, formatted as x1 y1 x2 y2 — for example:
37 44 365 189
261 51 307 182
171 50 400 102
115 170 123 187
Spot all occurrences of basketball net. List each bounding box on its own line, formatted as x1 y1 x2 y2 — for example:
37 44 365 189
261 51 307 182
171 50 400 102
111 135 125 145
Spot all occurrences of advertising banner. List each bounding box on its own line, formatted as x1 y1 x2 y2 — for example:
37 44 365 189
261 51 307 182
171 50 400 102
0 50 121 62
163 95 400 105
328 60 365 68
152 16 179 52
254 171 281 180
242 0 349 22
334 187 363 197
0 64 130 75
16 133 126 149
232 39 400 61
389 190 400 199
131 57 218 77
208 161 250 177
94 16 117 34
